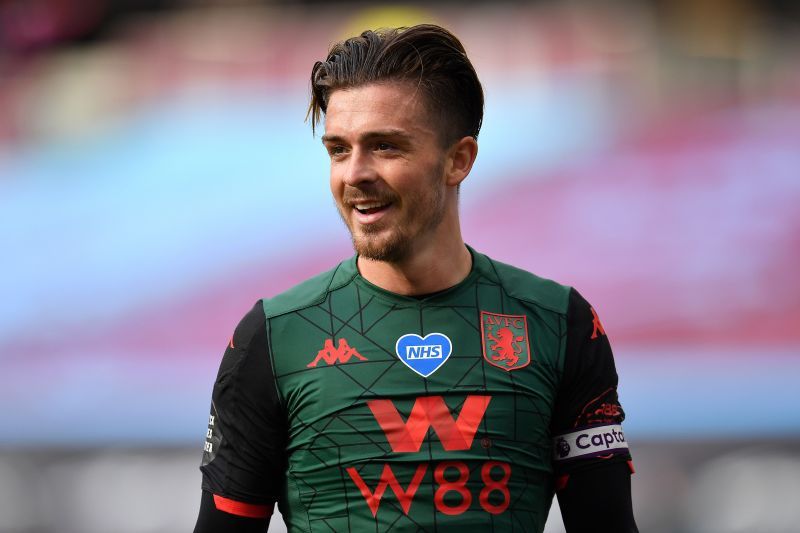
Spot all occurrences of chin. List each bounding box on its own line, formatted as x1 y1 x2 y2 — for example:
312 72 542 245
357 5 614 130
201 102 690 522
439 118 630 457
352 231 409 263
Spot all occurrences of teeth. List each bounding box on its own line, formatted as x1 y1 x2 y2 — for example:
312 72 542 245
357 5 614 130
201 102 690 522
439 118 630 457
355 202 387 211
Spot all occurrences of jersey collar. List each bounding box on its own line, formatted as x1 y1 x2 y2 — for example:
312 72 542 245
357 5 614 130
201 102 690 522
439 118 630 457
350 244 487 305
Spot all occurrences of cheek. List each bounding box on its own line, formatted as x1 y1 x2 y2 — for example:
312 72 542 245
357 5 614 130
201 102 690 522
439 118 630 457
329 167 343 200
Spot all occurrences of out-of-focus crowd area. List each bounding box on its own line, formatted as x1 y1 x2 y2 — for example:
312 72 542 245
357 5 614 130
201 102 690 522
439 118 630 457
1 0 799 532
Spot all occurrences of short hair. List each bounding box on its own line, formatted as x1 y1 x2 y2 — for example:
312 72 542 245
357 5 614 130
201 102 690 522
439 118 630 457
308 24 484 145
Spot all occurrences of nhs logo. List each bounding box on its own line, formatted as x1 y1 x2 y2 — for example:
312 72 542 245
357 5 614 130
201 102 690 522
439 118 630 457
395 333 452 378
406 345 443 360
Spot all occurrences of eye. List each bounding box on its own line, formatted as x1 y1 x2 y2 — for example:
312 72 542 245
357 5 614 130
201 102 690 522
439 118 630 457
376 142 394 152
327 145 347 158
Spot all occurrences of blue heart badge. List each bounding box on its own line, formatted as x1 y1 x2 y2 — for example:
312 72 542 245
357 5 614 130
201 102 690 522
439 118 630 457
395 333 453 378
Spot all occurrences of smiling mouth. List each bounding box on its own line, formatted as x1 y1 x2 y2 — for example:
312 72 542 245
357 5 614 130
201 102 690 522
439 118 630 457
354 201 391 215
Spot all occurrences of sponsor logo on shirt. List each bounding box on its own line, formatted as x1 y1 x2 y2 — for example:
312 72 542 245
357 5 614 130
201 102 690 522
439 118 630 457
480 311 531 371
395 333 452 377
307 338 367 368
347 394 511 517
367 395 491 452
552 424 629 461
576 387 624 427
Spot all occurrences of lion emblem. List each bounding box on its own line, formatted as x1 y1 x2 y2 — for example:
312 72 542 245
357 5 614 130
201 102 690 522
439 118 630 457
487 326 524 367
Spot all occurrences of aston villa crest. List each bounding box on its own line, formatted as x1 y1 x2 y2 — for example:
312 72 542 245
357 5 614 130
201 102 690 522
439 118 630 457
480 311 531 371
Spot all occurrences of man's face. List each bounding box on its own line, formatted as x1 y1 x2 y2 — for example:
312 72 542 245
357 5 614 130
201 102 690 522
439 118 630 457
323 83 449 262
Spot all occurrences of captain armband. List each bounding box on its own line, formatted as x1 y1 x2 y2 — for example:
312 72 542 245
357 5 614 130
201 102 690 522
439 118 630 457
553 424 629 461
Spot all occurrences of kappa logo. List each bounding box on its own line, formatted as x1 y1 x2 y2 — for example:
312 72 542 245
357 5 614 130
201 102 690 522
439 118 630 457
307 338 367 368
480 311 531 371
590 307 606 339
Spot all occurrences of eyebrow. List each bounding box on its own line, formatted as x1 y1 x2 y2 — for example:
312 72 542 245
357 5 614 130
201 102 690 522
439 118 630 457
321 129 413 144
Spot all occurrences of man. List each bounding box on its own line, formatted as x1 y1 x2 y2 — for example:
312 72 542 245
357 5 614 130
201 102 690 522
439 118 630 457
194 24 637 533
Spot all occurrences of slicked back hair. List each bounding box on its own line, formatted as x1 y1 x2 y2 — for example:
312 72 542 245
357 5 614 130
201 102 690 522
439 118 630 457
308 24 484 146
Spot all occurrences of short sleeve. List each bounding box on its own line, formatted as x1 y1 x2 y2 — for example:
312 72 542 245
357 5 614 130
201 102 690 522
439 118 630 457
550 289 631 474
200 301 287 506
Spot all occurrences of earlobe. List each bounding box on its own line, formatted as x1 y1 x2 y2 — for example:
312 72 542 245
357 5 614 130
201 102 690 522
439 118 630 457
446 136 478 186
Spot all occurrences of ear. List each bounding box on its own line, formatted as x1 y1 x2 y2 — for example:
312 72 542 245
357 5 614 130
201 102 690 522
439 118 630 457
444 136 478 187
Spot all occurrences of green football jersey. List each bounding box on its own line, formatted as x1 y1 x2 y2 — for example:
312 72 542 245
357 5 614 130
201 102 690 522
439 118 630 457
200 247 631 532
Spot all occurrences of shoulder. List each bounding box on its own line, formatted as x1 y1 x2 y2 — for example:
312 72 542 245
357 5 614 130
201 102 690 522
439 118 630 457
565 286 596 325
262 257 358 319
230 300 267 351
474 250 572 315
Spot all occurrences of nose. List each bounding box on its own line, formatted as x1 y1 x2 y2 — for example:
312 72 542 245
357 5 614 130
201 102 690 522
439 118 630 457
342 147 378 186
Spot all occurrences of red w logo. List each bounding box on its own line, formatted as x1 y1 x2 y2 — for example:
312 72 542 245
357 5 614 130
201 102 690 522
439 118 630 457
367 395 491 452
346 464 427 517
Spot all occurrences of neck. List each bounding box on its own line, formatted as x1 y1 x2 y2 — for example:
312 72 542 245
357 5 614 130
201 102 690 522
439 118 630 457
357 236 472 296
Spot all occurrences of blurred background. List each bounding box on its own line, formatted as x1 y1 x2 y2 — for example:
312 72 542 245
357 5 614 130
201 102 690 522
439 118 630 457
1 0 799 531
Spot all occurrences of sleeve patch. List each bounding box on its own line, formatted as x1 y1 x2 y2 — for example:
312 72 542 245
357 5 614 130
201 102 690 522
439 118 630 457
201 403 222 466
553 424 629 461
575 387 624 428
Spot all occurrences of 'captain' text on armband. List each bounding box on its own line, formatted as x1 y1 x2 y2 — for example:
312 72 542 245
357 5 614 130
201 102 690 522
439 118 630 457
553 424 629 461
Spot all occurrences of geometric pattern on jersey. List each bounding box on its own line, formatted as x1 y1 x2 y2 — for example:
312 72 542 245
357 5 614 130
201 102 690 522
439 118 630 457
264 247 571 532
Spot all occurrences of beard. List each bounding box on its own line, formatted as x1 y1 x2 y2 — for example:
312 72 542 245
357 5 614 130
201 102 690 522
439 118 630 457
337 168 447 263
353 218 411 263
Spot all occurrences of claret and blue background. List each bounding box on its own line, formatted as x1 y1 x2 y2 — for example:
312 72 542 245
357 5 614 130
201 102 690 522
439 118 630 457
1 1 798 532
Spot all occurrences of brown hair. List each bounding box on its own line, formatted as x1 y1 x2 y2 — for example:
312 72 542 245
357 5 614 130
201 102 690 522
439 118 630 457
307 24 484 145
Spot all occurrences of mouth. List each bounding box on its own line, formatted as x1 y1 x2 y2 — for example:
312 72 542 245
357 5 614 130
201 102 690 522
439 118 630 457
349 199 393 224
354 201 391 215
